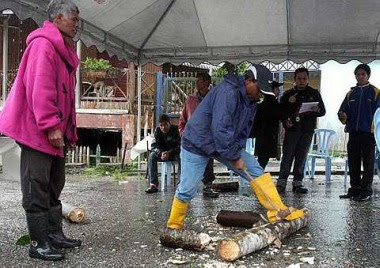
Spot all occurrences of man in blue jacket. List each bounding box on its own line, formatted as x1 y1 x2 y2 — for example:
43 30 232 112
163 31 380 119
338 64 380 201
163 65 305 234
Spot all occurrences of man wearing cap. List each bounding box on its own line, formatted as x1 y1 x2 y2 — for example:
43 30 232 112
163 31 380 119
163 65 305 235
277 67 326 194
251 81 283 169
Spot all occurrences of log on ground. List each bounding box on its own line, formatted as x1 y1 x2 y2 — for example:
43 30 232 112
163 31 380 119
217 209 310 262
209 181 239 192
160 228 211 251
216 210 266 228
62 202 85 223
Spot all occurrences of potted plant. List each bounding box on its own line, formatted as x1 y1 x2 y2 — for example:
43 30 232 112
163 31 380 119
82 57 111 81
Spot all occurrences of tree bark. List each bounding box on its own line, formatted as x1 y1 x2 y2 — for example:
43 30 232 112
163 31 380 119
62 202 85 223
216 210 266 228
217 209 310 262
160 228 211 251
209 181 239 192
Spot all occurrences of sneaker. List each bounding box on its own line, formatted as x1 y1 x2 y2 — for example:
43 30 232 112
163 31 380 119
276 185 286 194
203 187 219 198
145 184 158 193
292 186 308 194
353 193 371 201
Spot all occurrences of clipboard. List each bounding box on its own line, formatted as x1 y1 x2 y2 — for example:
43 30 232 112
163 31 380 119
299 102 319 114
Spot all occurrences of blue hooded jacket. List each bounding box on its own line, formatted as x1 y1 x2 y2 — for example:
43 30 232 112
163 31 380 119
338 84 380 133
182 74 257 161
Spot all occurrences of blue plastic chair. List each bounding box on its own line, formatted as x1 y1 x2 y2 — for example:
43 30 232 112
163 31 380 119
374 108 380 151
304 129 336 183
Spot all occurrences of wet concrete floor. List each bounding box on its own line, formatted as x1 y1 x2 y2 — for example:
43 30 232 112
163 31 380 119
0 171 380 267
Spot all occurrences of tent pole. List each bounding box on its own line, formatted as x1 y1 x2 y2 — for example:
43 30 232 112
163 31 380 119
75 40 82 109
2 16 9 105
137 63 142 169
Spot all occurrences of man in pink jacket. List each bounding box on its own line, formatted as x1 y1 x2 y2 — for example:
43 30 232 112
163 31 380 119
0 0 81 261
179 73 219 198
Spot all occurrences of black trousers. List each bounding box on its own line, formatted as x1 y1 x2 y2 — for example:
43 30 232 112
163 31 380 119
257 156 270 170
201 158 216 185
277 130 313 187
347 132 375 195
20 145 65 213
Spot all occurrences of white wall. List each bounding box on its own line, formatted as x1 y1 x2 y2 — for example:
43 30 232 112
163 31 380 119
319 60 380 151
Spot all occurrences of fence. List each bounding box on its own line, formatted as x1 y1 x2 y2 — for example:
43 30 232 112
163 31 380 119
65 145 125 166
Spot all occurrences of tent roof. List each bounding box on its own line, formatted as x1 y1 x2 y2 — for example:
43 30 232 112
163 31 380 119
2 0 380 65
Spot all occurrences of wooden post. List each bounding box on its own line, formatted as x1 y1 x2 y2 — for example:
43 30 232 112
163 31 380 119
160 228 211 251
209 181 239 192
79 146 83 164
86 146 90 166
216 210 266 228
96 144 101 166
71 148 75 163
217 209 310 262
62 202 85 223
121 142 128 170
2 16 9 104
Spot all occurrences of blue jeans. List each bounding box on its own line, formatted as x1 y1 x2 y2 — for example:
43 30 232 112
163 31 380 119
176 147 264 202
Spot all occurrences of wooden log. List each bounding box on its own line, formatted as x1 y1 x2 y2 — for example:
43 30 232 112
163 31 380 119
160 228 211 251
209 181 239 192
217 209 310 262
216 210 266 228
62 202 85 223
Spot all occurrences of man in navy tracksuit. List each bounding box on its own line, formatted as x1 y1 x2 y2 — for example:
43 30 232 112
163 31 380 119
338 64 380 201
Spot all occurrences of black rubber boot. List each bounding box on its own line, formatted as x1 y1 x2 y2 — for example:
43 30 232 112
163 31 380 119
339 188 360 199
26 212 65 261
49 205 82 249
203 187 219 198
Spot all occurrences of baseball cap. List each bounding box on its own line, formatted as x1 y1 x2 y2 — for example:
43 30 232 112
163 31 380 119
245 64 274 96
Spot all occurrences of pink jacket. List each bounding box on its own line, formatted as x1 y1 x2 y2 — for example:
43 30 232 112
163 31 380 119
179 93 202 136
0 21 79 157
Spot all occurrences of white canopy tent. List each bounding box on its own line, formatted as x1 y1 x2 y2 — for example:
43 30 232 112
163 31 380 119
1 0 380 146
1 0 380 65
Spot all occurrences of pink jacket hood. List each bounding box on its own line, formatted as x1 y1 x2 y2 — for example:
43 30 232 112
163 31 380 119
0 21 79 157
27 21 79 71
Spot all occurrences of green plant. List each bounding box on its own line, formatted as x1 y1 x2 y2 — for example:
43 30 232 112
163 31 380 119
82 57 111 71
84 163 138 179
212 61 250 78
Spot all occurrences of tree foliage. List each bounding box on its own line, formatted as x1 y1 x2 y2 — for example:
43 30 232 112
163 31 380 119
212 62 251 78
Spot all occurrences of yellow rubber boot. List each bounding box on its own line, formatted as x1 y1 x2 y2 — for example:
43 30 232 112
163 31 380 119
167 197 189 229
249 173 304 223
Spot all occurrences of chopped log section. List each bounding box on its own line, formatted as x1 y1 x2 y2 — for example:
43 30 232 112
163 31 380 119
217 209 310 262
209 181 239 192
160 228 211 251
62 202 85 223
216 210 266 228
